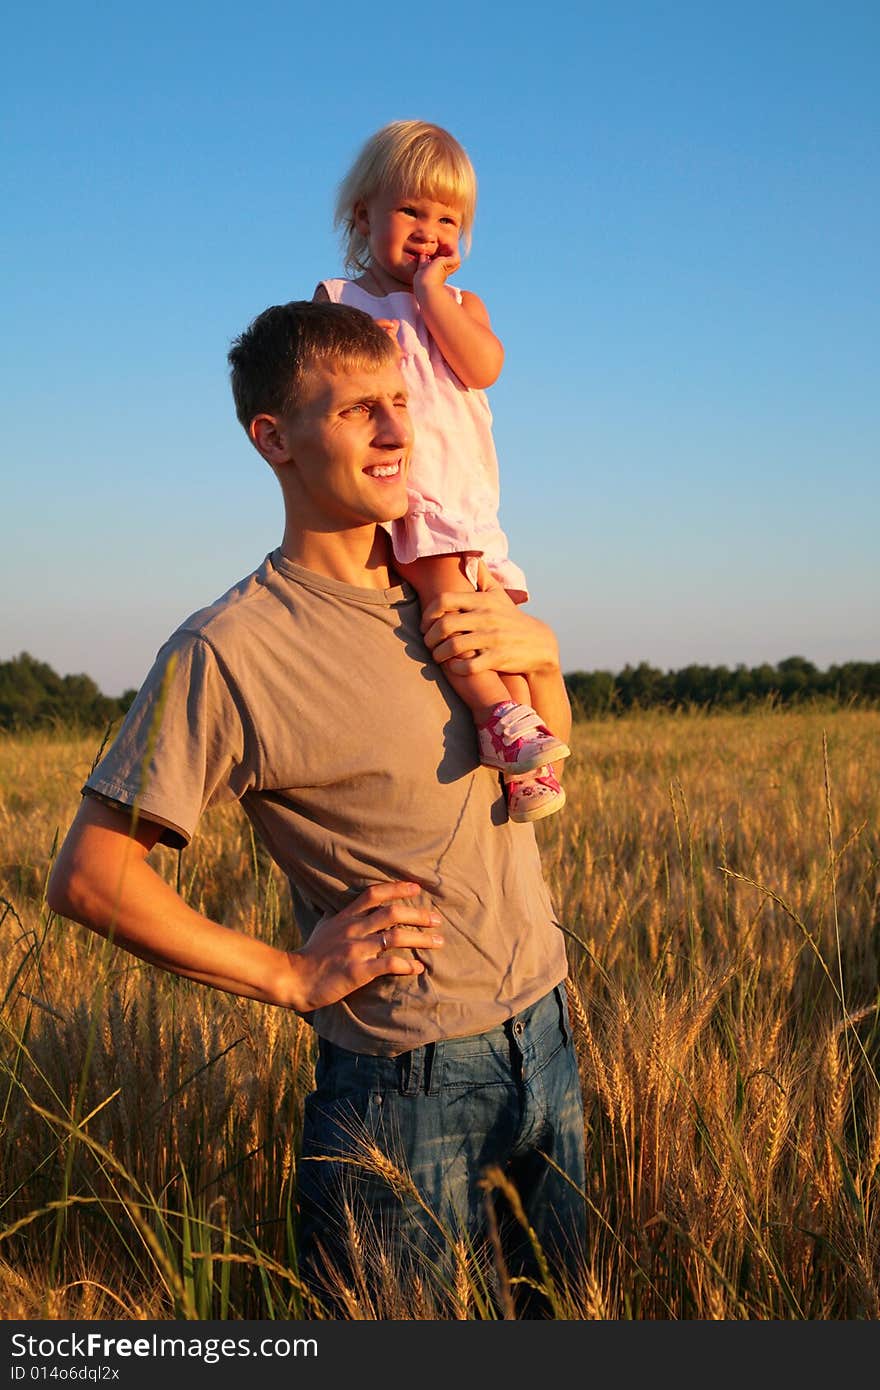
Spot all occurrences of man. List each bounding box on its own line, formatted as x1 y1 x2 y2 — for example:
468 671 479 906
47 301 586 1315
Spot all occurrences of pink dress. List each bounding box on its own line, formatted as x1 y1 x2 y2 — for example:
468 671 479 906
320 278 529 602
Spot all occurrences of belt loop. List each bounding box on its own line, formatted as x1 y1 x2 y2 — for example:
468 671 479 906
399 1045 426 1096
424 1040 440 1096
316 1035 337 1093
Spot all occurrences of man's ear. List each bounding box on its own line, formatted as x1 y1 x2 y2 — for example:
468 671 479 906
249 414 292 467
353 199 370 236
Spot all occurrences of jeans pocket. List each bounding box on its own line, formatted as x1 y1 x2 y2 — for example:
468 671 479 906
302 1077 384 1161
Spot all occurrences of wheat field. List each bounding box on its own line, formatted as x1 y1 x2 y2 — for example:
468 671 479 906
1 707 878 1319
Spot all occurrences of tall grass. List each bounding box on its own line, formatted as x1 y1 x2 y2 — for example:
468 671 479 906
1 709 878 1318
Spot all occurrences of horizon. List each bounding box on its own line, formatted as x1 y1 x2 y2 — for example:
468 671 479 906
4 645 877 704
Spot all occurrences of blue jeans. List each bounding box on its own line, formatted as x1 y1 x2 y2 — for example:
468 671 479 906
296 984 586 1316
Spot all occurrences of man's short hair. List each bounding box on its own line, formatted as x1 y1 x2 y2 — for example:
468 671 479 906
228 300 397 432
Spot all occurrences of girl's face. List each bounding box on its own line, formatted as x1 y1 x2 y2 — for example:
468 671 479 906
354 190 462 290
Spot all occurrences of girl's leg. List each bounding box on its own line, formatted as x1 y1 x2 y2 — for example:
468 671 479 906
497 587 533 707
396 554 514 722
398 553 570 783
501 671 530 707
492 592 566 824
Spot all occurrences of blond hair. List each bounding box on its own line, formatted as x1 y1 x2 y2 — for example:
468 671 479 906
335 120 478 274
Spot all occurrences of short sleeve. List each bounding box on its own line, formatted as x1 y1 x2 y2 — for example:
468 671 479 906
83 633 258 847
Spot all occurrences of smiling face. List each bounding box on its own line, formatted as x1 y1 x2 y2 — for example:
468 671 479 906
276 357 413 533
354 190 463 293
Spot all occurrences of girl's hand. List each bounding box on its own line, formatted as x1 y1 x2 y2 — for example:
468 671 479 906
374 317 399 337
413 235 461 298
373 318 402 358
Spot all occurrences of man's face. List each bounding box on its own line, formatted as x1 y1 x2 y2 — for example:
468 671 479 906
279 357 413 531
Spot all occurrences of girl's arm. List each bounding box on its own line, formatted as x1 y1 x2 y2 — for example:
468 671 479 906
414 255 504 389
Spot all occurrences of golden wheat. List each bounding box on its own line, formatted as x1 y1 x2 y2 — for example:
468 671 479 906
2 707 879 1318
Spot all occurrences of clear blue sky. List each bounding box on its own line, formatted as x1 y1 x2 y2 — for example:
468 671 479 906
2 1 877 696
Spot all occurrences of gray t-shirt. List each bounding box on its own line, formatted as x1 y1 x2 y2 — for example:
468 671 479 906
84 550 567 1055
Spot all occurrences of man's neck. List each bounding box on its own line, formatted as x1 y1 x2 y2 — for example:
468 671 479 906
279 523 398 590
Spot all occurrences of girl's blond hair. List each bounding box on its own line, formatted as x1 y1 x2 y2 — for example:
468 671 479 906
335 120 478 274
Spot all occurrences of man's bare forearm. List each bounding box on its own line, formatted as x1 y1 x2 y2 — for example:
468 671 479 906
522 624 572 747
48 805 301 1007
48 799 445 1015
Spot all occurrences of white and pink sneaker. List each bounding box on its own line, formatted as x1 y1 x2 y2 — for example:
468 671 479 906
476 701 571 776
506 765 567 823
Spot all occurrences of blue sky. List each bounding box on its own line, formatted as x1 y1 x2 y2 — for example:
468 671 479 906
2 1 877 695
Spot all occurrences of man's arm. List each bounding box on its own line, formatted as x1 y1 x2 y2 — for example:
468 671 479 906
47 797 444 1012
419 563 572 760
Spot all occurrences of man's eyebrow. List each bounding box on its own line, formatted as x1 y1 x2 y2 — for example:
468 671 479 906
337 389 408 410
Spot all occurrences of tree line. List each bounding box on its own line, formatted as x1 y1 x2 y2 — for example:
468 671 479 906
0 653 137 731
1 651 878 732
564 656 880 717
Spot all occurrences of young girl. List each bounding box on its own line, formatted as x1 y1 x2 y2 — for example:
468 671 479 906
315 119 569 823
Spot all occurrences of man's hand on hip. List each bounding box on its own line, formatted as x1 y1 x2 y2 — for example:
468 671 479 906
290 881 444 1013
48 800 444 1015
